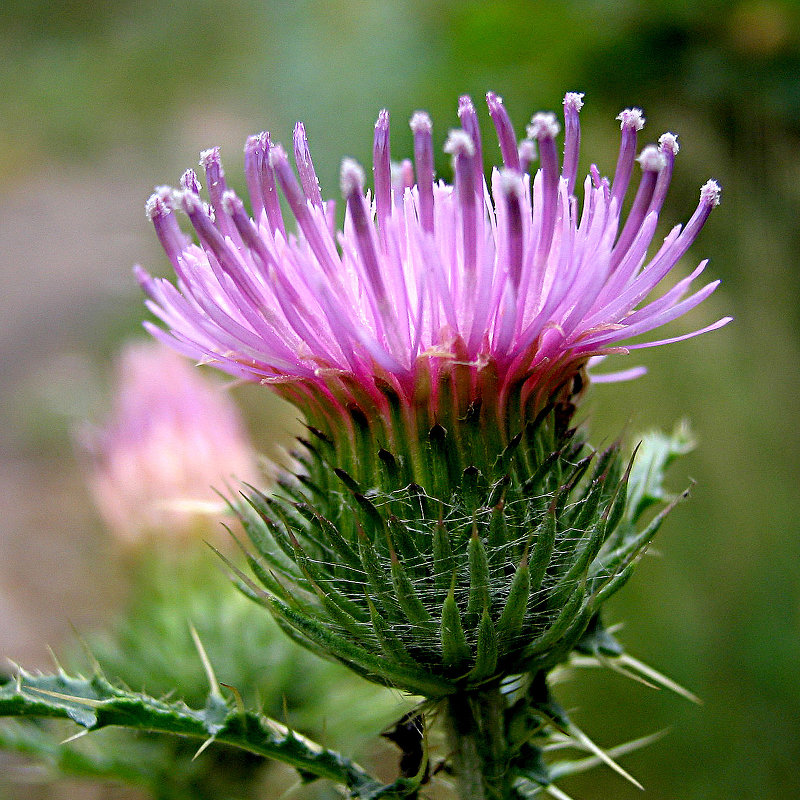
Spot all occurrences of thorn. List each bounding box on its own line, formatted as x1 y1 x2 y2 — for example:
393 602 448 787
22 686 106 708
68 623 104 678
61 728 90 745
594 651 661 691
549 729 669 781
282 694 292 729
190 625 223 701
566 722 644 790
546 784 578 800
206 541 273 605
46 646 65 675
192 735 216 761
219 682 245 715
618 653 702 705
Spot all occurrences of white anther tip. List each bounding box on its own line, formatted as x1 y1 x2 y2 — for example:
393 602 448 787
701 180 721 207
268 143 288 167
637 145 666 172
499 168 524 197
220 189 242 215
145 186 174 220
443 129 475 158
340 158 365 196
518 139 538 161
144 196 161 221
458 95 475 112
199 147 222 170
563 92 585 112
410 111 432 134
526 112 561 140
658 132 680 156
375 109 389 129
180 169 202 194
171 188 189 211
617 108 645 131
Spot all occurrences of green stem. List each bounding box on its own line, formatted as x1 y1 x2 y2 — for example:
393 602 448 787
444 687 510 800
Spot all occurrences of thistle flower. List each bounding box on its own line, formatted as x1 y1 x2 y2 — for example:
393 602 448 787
135 94 729 699
78 341 259 544
138 92 730 436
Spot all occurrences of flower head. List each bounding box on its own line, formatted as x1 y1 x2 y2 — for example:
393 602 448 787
138 92 729 433
78 341 259 544
134 96 732 696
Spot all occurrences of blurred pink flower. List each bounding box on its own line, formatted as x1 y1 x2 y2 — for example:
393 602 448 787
137 92 730 421
78 341 259 544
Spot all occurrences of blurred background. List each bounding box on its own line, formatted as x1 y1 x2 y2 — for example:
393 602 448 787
1 0 798 797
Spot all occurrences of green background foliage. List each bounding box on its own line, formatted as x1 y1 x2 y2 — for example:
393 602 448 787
1 1 798 798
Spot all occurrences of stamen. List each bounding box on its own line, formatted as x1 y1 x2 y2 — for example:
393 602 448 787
176 189 262 309
493 169 526 355
637 144 666 172
617 108 645 132
518 140 537 173
271 144 338 277
341 158 391 326
221 188 278 275
500 170 524 291
445 129 478 280
700 179 722 207
373 109 392 233
611 108 645 210
258 134 286 236
562 92 584 195
199 147 237 240
526 112 561 141
340 157 366 198
391 159 414 208
145 186 173 221
443 129 475 159
647 132 679 217
563 91 585 112
610 145 665 270
270 144 307 215
180 169 202 195
145 187 186 267
458 95 485 192
293 122 323 207
527 112 561 264
244 134 266 221
658 132 679 156
410 111 435 233
486 92 521 172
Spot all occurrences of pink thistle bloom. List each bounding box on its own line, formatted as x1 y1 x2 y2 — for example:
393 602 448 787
78 341 259 545
138 93 730 426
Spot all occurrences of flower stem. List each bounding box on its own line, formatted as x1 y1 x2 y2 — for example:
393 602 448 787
444 687 510 800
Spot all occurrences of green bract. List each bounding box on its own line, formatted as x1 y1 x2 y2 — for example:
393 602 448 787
232 384 672 697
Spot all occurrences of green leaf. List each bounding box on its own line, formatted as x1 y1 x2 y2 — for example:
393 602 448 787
0 669 388 795
626 422 695 523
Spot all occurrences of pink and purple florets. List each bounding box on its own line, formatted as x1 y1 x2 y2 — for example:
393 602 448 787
137 92 730 420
